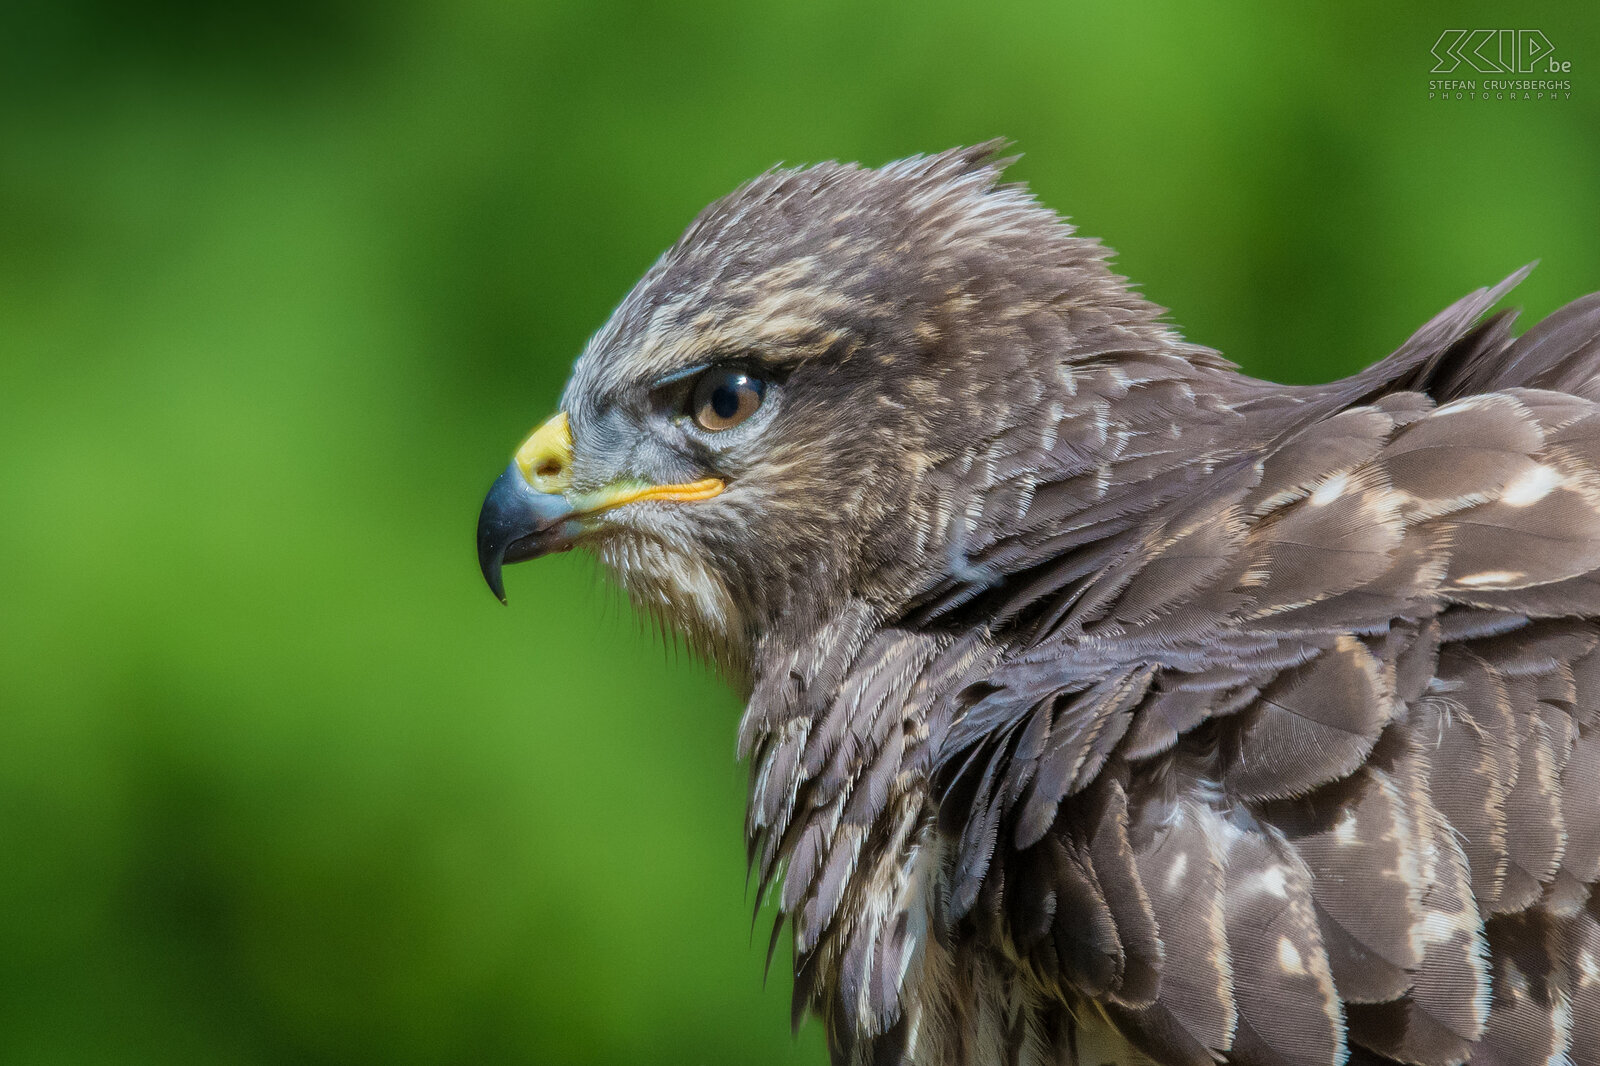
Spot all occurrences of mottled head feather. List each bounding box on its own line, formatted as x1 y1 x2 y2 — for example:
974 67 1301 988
566 141 1191 411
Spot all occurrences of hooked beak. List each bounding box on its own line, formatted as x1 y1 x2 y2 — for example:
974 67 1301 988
475 412 724 603
475 461 582 604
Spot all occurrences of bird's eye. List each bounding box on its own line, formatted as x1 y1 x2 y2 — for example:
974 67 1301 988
690 368 766 432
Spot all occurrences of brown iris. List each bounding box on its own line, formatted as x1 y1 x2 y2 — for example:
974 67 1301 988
690 368 766 431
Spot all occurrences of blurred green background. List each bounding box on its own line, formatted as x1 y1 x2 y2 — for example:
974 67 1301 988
2 1 1597 1062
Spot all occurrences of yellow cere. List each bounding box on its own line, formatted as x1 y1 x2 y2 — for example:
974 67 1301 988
514 412 575 494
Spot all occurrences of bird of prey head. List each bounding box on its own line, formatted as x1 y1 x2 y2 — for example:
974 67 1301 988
478 145 1600 1066
476 143 1198 674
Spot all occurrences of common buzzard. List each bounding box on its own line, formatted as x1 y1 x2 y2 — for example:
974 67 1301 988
477 145 1600 1066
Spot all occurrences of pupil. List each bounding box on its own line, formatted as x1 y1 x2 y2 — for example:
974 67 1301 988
712 382 741 419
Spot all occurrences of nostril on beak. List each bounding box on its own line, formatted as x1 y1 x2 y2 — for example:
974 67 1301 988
516 412 576 494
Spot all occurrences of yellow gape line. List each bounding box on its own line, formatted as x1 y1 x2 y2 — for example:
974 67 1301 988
589 478 725 508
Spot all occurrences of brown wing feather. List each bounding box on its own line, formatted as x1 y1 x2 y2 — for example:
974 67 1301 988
913 289 1600 1066
748 282 1600 1066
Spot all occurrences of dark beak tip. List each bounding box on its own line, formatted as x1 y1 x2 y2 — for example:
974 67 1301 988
477 546 509 605
475 462 578 604
485 564 508 605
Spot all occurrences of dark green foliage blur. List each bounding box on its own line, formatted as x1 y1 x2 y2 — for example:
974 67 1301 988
2 1 1597 1062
